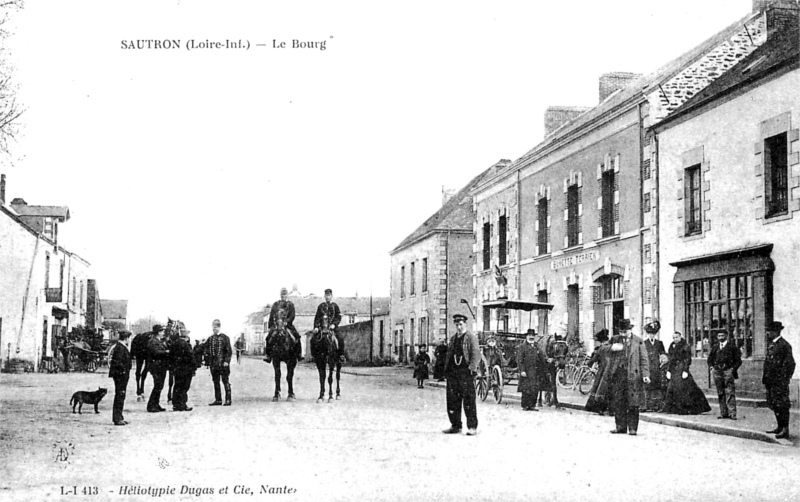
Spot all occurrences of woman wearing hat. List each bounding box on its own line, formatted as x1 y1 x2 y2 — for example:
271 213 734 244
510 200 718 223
413 344 431 389
585 329 612 415
662 332 711 415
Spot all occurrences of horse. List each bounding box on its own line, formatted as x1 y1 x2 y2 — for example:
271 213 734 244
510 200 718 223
263 316 298 402
538 334 569 408
310 316 342 403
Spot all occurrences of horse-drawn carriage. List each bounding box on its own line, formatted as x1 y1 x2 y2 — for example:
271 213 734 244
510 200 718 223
474 298 554 404
64 339 109 372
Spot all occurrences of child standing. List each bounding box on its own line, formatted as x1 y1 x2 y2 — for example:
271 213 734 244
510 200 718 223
413 344 431 389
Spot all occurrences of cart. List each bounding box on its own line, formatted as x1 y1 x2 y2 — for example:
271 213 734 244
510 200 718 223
474 299 554 404
65 340 108 372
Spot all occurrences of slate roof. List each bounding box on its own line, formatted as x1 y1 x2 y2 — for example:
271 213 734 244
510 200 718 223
655 19 799 128
10 200 70 221
391 163 497 253
100 300 128 320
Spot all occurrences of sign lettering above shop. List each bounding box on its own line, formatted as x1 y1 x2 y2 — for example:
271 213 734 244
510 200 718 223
550 250 600 270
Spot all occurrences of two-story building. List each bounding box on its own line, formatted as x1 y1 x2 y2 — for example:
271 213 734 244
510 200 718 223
653 0 799 400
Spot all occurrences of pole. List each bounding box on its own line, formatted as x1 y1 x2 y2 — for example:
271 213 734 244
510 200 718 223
369 284 374 363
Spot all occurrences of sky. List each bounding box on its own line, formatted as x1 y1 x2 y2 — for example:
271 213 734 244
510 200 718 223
1 0 753 335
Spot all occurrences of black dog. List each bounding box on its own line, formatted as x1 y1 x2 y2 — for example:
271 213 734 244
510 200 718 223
70 387 108 414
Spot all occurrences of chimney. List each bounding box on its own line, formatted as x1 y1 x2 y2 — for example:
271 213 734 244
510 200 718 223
598 72 642 103
441 186 457 206
756 1 800 39
544 106 591 137
0 174 5 205
754 0 799 13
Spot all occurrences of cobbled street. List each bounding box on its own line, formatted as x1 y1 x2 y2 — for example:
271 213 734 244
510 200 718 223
1 360 798 502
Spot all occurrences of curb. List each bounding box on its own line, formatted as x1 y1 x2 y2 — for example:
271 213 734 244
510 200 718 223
424 381 789 446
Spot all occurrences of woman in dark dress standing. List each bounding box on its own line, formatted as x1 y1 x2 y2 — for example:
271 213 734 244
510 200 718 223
663 332 711 415
584 329 612 415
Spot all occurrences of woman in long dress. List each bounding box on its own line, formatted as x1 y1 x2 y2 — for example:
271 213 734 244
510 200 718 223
585 329 613 415
663 332 711 415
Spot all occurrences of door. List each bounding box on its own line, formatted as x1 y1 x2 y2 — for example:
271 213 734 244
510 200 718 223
567 285 579 344
604 301 624 336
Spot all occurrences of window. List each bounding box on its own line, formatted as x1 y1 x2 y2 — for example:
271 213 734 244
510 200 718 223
601 171 615 237
422 258 428 293
644 244 652 264
420 317 428 346
482 306 491 332
685 164 702 235
498 308 509 333
45 253 50 289
400 266 405 299
537 197 549 255
80 281 84 310
643 158 651 180
685 274 754 358
764 132 788 218
644 277 652 304
644 193 651 213
43 218 54 240
482 222 491 270
567 185 580 247
348 315 356 324
537 290 549 336
410 318 416 348
72 277 77 307
498 214 507 266
410 261 416 296
602 276 623 301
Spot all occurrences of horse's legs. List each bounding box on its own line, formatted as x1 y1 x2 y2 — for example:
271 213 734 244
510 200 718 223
272 360 282 400
327 361 334 400
335 362 341 399
315 358 326 401
167 370 174 402
286 358 296 399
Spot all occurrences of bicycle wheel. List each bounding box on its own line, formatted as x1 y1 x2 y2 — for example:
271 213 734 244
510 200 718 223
557 364 575 389
491 365 504 404
578 368 595 395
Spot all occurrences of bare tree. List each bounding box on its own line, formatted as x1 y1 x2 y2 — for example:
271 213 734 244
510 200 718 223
0 1 23 154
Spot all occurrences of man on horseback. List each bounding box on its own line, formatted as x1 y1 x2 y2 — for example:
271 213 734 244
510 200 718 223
265 287 303 363
313 288 343 362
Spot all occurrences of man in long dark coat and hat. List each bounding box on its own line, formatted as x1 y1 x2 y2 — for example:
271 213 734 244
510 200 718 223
609 319 650 436
517 329 546 411
763 321 795 439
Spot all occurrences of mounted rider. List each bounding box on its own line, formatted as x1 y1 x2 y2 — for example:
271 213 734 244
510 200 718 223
313 288 344 362
265 287 303 362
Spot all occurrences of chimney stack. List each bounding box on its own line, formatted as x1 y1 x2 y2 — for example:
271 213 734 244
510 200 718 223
598 72 642 103
0 174 5 205
442 186 457 206
753 0 799 13
544 106 591 137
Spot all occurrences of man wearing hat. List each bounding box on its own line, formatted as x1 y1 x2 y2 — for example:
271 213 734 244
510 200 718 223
517 329 546 411
442 313 481 435
543 326 568 408
108 331 133 425
313 289 344 361
266 287 303 362
146 325 169 413
707 329 742 420
170 330 196 412
206 319 233 406
763 321 795 439
609 319 650 436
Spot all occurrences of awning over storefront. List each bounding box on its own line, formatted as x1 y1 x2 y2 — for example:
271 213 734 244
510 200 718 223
481 299 554 311
670 244 774 283
52 306 69 320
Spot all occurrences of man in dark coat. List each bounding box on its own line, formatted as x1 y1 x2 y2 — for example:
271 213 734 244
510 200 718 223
433 339 448 381
442 314 481 436
206 319 233 406
130 330 152 400
170 332 197 411
517 329 546 411
313 289 343 361
609 319 650 436
266 287 303 362
108 331 132 425
763 321 795 439
643 320 667 412
544 330 568 408
146 325 169 413
707 330 742 420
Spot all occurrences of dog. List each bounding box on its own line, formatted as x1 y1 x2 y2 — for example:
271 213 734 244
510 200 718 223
70 387 108 414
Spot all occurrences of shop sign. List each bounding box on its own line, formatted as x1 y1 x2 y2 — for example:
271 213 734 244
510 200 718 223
550 250 600 270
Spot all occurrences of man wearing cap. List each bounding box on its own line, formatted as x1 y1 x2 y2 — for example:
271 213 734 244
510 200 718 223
763 321 795 439
313 289 344 361
108 331 133 425
206 319 233 406
609 319 650 435
442 313 481 435
707 330 742 420
130 329 153 400
266 287 304 362
146 325 169 413
517 329 546 411
170 331 196 412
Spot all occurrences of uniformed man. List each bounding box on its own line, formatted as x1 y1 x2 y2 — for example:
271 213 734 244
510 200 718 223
108 331 132 425
146 325 169 413
206 319 232 406
171 331 196 411
313 289 344 362
442 314 481 436
266 287 304 362
763 321 795 439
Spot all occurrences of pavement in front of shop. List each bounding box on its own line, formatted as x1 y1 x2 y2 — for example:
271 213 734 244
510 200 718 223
342 364 799 447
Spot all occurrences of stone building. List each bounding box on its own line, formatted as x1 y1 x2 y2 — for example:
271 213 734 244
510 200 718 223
653 1 799 400
389 165 496 363
471 4 771 346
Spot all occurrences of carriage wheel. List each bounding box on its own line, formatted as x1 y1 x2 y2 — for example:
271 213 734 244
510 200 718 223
86 359 98 373
491 365 503 404
474 358 489 401
578 368 595 395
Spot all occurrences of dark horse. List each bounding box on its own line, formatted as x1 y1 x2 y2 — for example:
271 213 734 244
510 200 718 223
310 318 341 403
164 319 188 404
538 334 569 408
263 317 298 401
